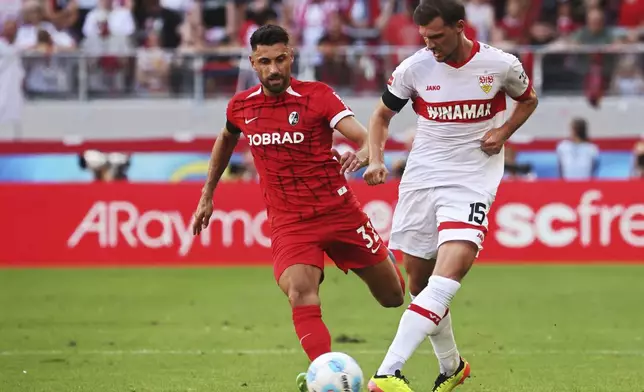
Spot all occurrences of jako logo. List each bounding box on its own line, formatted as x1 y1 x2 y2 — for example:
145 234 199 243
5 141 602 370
494 190 644 248
426 85 441 91
248 132 304 146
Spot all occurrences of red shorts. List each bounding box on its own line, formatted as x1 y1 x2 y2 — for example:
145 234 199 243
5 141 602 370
271 207 390 282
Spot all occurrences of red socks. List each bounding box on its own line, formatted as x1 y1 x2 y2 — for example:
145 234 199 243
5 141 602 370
292 305 331 361
393 263 406 294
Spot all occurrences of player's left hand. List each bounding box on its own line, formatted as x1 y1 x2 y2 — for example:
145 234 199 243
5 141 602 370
363 161 388 185
480 128 508 156
332 149 365 175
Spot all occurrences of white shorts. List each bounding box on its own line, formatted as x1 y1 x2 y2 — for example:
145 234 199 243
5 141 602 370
389 186 495 260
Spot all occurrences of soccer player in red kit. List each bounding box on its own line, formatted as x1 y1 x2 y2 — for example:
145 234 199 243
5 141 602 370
191 24 405 391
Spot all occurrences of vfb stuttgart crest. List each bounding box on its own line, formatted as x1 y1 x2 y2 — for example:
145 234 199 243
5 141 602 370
478 75 494 94
288 111 299 126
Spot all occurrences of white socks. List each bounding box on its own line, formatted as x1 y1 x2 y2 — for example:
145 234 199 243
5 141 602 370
429 310 460 375
377 276 461 376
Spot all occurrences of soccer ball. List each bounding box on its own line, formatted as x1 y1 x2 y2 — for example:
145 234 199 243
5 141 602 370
306 352 364 392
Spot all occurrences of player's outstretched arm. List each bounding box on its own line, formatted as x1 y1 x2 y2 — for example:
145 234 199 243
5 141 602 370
192 127 240 235
334 115 370 173
364 99 397 185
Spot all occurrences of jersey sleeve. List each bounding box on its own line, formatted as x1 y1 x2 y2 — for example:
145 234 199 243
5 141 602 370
382 64 415 112
320 84 354 129
225 96 242 134
503 56 533 101
387 65 414 100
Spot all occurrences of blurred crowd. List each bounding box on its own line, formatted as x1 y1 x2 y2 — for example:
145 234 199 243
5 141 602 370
0 0 642 96
2 0 644 182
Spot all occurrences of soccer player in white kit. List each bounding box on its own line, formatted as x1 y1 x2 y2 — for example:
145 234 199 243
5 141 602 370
363 0 538 391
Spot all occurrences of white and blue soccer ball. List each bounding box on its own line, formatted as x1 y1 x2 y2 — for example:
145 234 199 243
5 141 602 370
306 352 364 392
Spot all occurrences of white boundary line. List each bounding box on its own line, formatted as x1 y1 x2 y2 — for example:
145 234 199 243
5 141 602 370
1 349 643 357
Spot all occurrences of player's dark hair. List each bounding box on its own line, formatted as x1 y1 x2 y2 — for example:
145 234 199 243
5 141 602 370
250 24 290 51
413 0 466 27
572 118 588 141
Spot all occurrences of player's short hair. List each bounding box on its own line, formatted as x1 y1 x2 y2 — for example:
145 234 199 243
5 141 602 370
572 118 588 141
250 24 290 51
413 0 466 27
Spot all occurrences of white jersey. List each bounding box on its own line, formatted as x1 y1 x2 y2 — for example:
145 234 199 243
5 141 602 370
387 41 532 196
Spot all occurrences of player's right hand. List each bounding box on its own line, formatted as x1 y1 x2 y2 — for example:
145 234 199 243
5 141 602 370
192 195 214 236
363 161 388 186
332 148 364 175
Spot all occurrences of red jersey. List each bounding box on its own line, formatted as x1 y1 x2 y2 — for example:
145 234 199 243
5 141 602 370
226 79 361 228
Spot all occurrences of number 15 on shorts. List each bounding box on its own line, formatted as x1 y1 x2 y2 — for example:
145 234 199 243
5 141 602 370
356 221 381 253
468 202 487 225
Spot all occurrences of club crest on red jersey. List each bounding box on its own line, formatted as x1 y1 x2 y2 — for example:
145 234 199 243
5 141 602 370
478 74 494 94
288 111 299 126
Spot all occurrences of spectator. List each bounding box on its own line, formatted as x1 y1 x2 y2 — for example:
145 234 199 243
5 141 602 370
529 19 557 46
465 0 495 42
136 30 171 92
382 0 422 45
168 3 205 95
286 0 342 79
132 0 162 42
555 0 580 37
0 20 24 139
195 0 243 46
633 137 644 178
72 0 99 40
158 0 192 48
15 0 76 50
45 0 79 35
316 11 353 90
492 0 529 46
82 0 135 92
177 5 206 53
287 0 341 48
569 7 617 45
343 0 395 44
558 8 620 106
82 0 135 41
23 29 76 95
610 54 644 96
556 118 600 180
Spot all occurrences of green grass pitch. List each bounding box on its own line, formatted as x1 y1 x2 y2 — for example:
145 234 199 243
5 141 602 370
1 265 643 391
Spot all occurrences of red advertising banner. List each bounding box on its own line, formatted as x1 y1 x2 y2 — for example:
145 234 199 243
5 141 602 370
0 181 642 266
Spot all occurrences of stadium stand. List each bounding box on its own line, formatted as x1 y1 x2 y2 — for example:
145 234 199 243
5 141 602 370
0 0 643 180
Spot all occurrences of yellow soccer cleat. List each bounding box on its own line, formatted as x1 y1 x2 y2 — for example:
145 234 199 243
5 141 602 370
432 357 471 392
368 370 414 392
296 372 307 392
